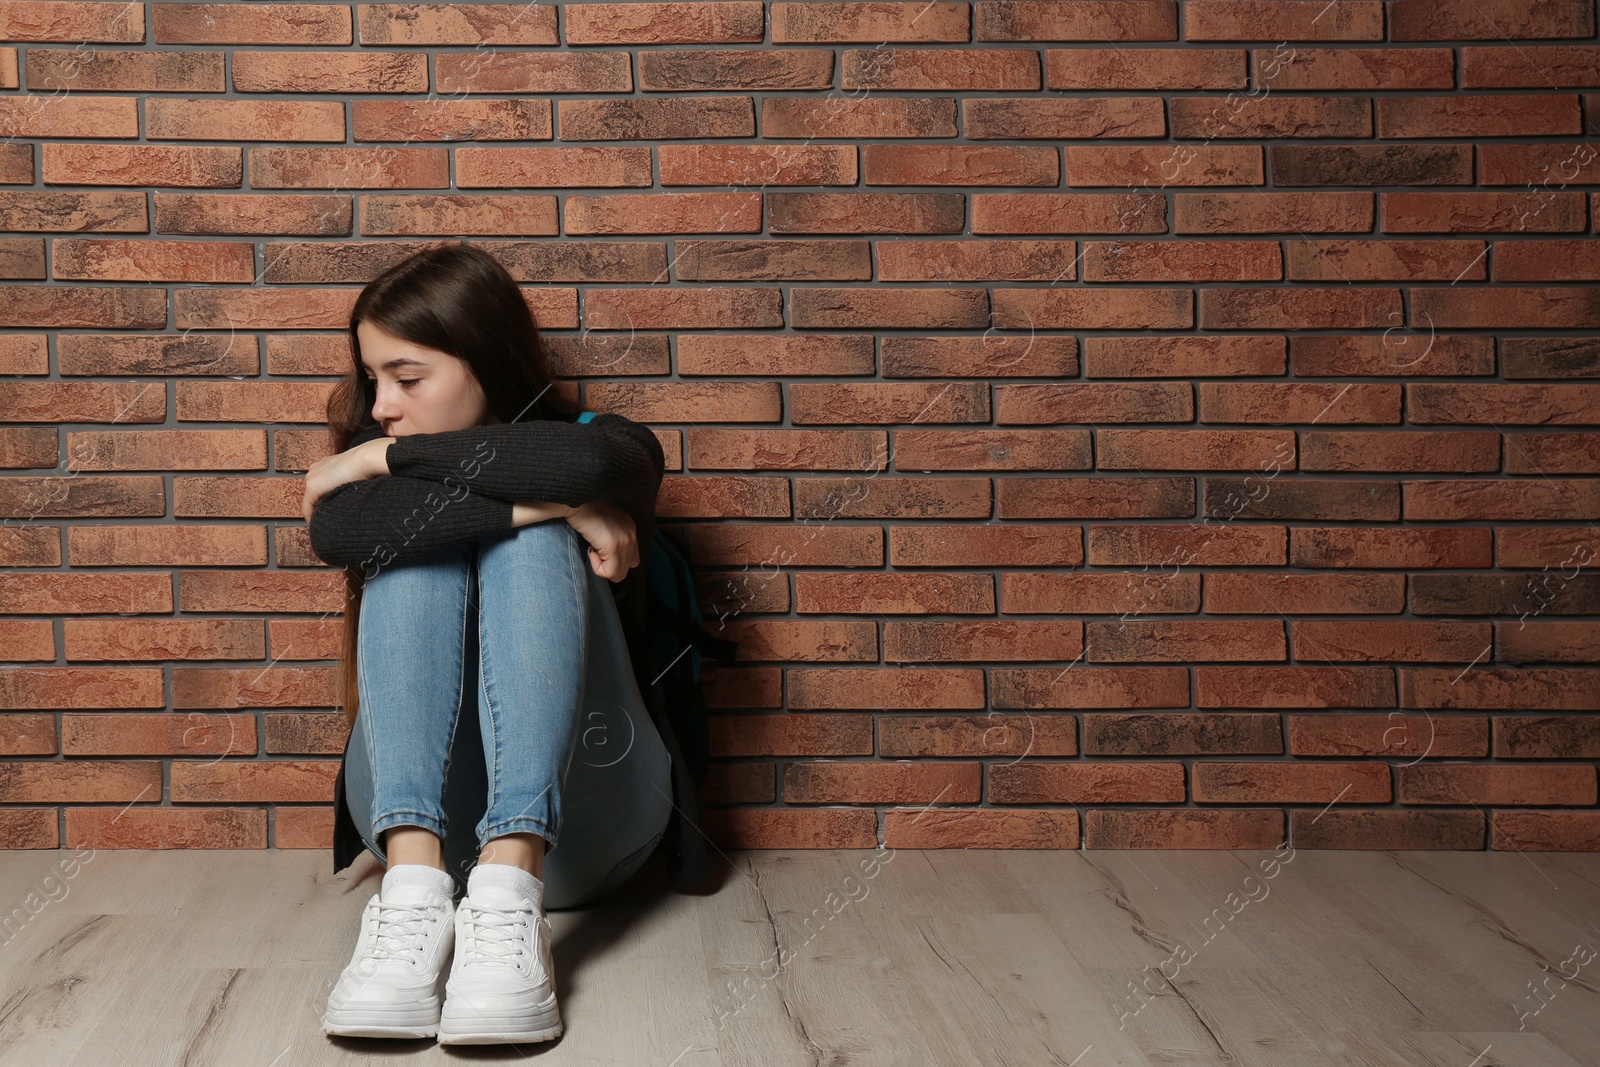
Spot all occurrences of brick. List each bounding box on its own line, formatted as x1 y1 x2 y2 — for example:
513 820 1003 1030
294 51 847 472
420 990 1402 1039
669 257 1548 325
790 381 988 424
1404 480 1600 522
356 3 559 45
1083 240 1281 281
843 48 1040 91
761 96 956 138
791 287 988 329
885 620 1083 662
990 762 1185 803
1084 335 1285 378
154 193 350 234
231 50 426 93
1259 48 1455 89
1497 716 1600 759
1184 1 1384 41
0 95 138 139
880 713 1079 758
0 2 143 41
1292 810 1485 850
1086 524 1285 566
767 191 967 233
1291 527 1493 569
773 2 969 42
992 288 1191 329
564 2 765 44
1170 95 1370 138
26 47 223 91
248 147 448 189
52 239 255 283
993 666 1192 709
795 572 993 614
786 760 980 803
1291 334 1494 377
886 809 1079 849
1491 811 1600 851
1383 191 1587 233
1408 383 1600 425
891 525 1084 567
1389 0 1596 41
1504 433 1600 473
975 1 1178 41
68 807 267 848
61 712 257 756
1412 574 1600 618
0 713 55 754
1199 287 1401 329
146 99 345 142
1478 142 1600 186
1205 573 1404 614
40 143 238 187
1400 764 1596 806
1291 621 1493 663
0 190 147 232
1401 668 1600 710
1205 477 1399 521
0 759 160 802
1084 713 1280 755
434 52 633 94
456 147 652 188
0 809 56 848
1269 144 1473 186
352 99 553 142
1196 666 1396 708
57 333 254 378
887 330 1076 377
999 475 1197 519
639 48 833 91
1378 95 1582 138
0 236 43 279
877 239 1076 282
559 97 753 140
1046 47 1246 89
1285 239 1487 282
564 191 760 234
704 808 877 849
659 144 856 185
1410 287 1600 329
1174 191 1372 233
1098 429 1294 470
862 145 1058 186
709 713 874 756
679 334 874 375
1087 619 1285 662
1195 761 1390 804
1494 240 1600 281
972 192 1166 233
1502 335 1600 379
964 97 1166 139
1288 713 1488 758
1067 144 1263 187
1003 570 1201 615
1086 809 1284 849
154 4 351 44
361 194 557 237
1462 46 1600 88
1301 430 1499 472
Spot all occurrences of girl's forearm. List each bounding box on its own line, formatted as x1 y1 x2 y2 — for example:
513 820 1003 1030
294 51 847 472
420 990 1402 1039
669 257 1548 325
511 501 576 527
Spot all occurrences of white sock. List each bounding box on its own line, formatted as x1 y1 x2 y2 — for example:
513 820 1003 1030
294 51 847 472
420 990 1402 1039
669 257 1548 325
381 863 454 902
468 862 544 913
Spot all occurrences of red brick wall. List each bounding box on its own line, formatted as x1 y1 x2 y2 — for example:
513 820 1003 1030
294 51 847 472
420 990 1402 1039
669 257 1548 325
1 2 1597 856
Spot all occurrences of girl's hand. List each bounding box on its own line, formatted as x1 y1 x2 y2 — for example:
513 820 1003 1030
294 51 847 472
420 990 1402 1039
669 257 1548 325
560 501 640 582
302 437 391 523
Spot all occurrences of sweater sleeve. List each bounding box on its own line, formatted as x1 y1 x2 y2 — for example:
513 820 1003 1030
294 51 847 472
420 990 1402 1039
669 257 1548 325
381 413 666 537
307 422 517 572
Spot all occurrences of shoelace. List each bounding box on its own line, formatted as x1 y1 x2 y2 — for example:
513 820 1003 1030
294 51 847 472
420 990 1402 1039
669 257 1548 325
368 899 445 963
458 901 537 968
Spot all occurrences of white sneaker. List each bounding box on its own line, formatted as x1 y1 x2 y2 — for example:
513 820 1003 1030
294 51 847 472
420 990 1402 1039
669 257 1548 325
436 883 562 1044
322 882 455 1039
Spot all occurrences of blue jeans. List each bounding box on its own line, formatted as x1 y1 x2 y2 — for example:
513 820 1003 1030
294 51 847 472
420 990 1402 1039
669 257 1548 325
341 519 673 910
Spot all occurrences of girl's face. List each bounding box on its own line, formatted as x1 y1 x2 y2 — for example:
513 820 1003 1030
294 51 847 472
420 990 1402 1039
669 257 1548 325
357 321 499 438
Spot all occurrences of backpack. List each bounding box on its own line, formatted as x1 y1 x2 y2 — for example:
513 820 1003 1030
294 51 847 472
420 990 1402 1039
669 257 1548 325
576 410 739 888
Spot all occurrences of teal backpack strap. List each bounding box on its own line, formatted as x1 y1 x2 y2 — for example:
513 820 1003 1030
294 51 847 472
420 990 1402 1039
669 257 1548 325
575 410 596 424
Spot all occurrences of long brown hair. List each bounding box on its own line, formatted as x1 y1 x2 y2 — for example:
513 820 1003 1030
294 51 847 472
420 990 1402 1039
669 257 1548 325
323 242 581 730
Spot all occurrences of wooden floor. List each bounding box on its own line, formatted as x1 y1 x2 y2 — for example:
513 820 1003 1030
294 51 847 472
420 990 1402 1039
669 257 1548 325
1 843 1596 1066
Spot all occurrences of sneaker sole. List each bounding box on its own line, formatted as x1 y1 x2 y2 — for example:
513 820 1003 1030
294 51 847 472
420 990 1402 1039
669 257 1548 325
437 1001 562 1045
322 1002 441 1039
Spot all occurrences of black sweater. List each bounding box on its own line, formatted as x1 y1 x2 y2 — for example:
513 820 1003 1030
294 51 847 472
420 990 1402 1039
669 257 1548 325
308 411 665 574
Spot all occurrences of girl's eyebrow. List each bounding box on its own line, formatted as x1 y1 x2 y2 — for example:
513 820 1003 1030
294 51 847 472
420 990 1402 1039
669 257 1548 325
362 357 430 373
